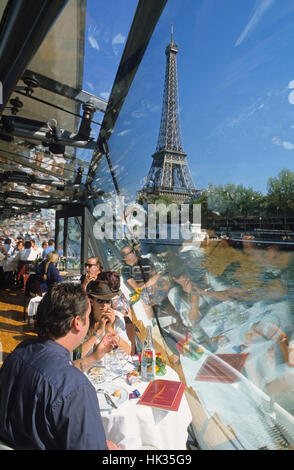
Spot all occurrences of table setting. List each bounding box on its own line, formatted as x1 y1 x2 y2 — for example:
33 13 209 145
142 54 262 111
174 303 294 450
85 351 192 450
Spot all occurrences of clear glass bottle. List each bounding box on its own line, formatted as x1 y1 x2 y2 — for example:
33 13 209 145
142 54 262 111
141 325 155 381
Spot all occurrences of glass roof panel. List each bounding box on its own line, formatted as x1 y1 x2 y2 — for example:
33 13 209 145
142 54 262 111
0 0 138 217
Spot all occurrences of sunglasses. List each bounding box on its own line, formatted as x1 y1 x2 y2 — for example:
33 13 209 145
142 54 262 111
95 298 112 304
122 249 135 258
85 263 99 268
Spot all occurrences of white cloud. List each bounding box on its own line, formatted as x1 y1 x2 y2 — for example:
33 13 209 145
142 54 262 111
235 0 275 47
131 100 161 119
112 33 126 56
272 136 294 150
100 91 110 101
117 130 131 137
88 26 100 51
86 81 94 91
288 80 294 104
112 33 125 46
88 35 100 50
283 141 294 150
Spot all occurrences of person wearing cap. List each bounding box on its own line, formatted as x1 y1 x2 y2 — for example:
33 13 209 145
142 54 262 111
82 280 131 356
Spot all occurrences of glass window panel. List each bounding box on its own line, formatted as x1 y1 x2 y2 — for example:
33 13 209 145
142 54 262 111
66 216 82 271
56 218 64 257
88 0 294 450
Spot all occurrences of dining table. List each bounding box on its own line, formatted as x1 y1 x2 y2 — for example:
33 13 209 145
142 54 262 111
176 300 294 450
86 357 192 450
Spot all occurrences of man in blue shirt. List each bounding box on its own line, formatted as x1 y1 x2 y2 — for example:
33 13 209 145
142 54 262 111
42 238 55 258
0 283 120 450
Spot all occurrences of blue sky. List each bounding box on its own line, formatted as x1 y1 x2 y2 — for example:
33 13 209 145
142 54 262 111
81 0 294 198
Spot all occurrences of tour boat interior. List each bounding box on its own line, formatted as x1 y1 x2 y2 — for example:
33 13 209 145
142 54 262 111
1 0 294 451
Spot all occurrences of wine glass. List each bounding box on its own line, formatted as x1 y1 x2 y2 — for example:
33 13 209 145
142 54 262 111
115 350 130 375
103 351 116 381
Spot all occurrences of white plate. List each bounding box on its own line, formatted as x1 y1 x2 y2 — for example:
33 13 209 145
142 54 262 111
96 383 128 411
87 365 106 386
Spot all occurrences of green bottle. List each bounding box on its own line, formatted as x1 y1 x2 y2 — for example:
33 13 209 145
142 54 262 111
72 343 82 360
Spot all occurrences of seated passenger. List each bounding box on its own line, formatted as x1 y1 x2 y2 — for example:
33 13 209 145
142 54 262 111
0 241 7 261
120 245 159 292
36 250 62 293
14 240 37 262
11 240 24 256
42 239 55 258
98 270 137 355
3 238 13 256
40 240 48 256
167 258 250 329
120 245 170 317
80 256 102 292
83 280 131 356
98 270 131 317
0 283 120 450
30 239 43 258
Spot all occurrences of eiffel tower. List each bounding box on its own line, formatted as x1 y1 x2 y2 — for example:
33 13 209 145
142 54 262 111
139 26 197 203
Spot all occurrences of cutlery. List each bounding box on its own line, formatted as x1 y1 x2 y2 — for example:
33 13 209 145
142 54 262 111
97 389 118 409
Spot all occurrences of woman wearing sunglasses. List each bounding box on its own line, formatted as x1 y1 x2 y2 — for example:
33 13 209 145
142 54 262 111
82 279 131 356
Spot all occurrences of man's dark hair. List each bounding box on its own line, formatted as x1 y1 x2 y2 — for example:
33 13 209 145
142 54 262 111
48 239 55 246
24 240 31 249
35 283 89 340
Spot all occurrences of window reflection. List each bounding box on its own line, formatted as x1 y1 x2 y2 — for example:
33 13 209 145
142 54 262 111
67 216 82 270
87 0 294 449
57 218 64 257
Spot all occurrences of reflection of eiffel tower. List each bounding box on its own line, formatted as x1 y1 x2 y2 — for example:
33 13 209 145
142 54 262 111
139 26 197 203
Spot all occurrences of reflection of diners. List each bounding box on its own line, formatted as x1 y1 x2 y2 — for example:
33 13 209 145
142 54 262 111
120 246 159 291
14 240 37 262
167 258 249 330
120 246 167 313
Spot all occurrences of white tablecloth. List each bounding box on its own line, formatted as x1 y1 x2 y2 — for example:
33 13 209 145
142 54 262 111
96 365 192 450
26 277 80 316
0 257 17 272
120 281 152 327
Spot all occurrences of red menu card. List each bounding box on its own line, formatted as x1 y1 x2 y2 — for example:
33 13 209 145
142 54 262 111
137 379 186 411
195 353 248 383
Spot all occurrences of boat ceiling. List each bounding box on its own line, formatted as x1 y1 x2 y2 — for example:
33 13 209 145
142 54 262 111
0 0 166 221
